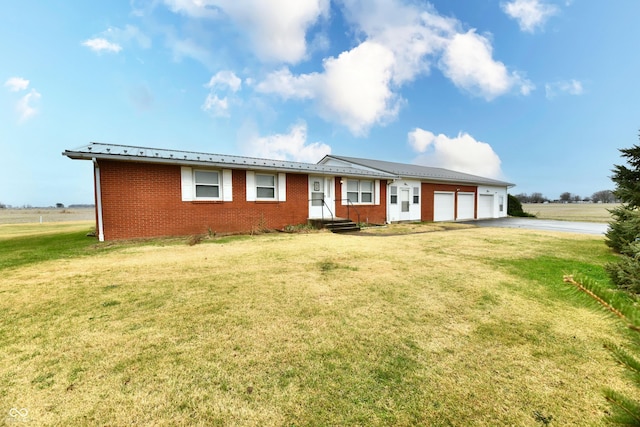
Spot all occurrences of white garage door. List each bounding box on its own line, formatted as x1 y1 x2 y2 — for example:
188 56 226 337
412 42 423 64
457 193 475 220
434 192 455 221
478 194 494 218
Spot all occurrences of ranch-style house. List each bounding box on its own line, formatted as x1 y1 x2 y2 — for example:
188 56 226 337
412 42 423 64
63 143 513 241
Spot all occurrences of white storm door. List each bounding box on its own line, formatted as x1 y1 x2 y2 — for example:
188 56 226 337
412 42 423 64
399 188 411 221
309 176 334 219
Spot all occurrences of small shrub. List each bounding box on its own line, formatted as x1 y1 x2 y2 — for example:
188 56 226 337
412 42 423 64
187 235 204 246
507 194 536 217
283 223 315 233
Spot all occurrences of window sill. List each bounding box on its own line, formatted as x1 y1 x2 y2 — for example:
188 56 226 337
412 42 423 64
190 200 224 204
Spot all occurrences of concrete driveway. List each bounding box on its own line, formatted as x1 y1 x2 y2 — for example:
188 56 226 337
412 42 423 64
462 217 609 235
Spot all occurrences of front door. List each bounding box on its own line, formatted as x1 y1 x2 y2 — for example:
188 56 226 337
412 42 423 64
309 176 334 219
400 188 411 221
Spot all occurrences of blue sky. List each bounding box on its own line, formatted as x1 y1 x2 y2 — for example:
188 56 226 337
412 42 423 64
2 0 639 206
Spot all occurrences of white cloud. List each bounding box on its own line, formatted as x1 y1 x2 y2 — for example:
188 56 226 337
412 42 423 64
315 41 400 135
205 70 242 92
545 79 584 99
340 0 456 85
202 94 229 117
4 77 41 122
253 0 532 135
164 0 220 18
165 35 214 67
105 25 152 49
408 128 503 179
202 71 243 117
501 0 558 32
16 89 42 123
257 41 400 136
439 30 533 100
82 38 123 53
4 77 29 92
240 122 331 162
255 68 317 99
163 0 329 63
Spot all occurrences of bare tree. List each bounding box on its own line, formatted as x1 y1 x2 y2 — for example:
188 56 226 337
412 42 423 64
592 190 616 203
529 192 547 203
559 192 572 202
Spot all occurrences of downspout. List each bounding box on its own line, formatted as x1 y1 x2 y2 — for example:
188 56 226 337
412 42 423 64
93 158 105 242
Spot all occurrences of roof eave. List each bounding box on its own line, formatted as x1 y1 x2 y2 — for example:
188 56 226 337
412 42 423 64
62 150 395 178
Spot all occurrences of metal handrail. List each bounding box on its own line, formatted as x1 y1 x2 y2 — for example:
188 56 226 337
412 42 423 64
310 197 334 222
340 199 361 225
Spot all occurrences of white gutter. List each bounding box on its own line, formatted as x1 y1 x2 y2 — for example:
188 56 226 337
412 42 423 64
93 158 105 242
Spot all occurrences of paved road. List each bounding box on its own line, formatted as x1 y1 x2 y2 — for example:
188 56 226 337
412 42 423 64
462 217 609 235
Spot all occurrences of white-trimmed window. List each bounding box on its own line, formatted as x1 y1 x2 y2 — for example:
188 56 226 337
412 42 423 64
195 170 220 199
246 171 286 202
181 167 233 202
499 195 504 212
413 187 420 204
390 186 398 204
256 173 276 200
344 179 377 204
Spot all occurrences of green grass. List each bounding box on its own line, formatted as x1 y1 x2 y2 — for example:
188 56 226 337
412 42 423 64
0 229 100 271
1 225 638 425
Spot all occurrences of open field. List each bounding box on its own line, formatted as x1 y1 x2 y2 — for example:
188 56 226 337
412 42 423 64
523 203 619 223
1 222 636 425
0 207 95 225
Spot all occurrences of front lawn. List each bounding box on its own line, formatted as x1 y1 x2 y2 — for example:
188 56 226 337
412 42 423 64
0 224 634 425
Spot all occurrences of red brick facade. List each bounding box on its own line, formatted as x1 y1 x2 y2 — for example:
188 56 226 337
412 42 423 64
92 160 487 240
421 183 477 221
333 178 388 225
97 160 310 240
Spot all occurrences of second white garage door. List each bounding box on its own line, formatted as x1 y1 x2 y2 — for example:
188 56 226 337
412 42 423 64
434 192 455 221
457 192 475 220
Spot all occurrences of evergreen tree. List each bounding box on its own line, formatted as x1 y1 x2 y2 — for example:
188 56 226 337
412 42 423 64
611 142 640 209
606 137 640 293
564 275 640 425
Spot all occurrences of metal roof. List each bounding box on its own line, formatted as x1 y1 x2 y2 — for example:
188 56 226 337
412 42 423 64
62 143 396 178
320 155 514 187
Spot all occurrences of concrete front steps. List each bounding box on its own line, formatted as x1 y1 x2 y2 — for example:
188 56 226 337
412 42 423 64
308 218 361 233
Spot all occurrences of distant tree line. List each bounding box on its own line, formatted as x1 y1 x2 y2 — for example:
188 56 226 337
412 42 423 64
514 190 618 204
0 202 94 209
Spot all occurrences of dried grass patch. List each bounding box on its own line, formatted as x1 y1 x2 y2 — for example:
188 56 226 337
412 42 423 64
1 228 635 425
523 203 619 223
0 221 94 240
